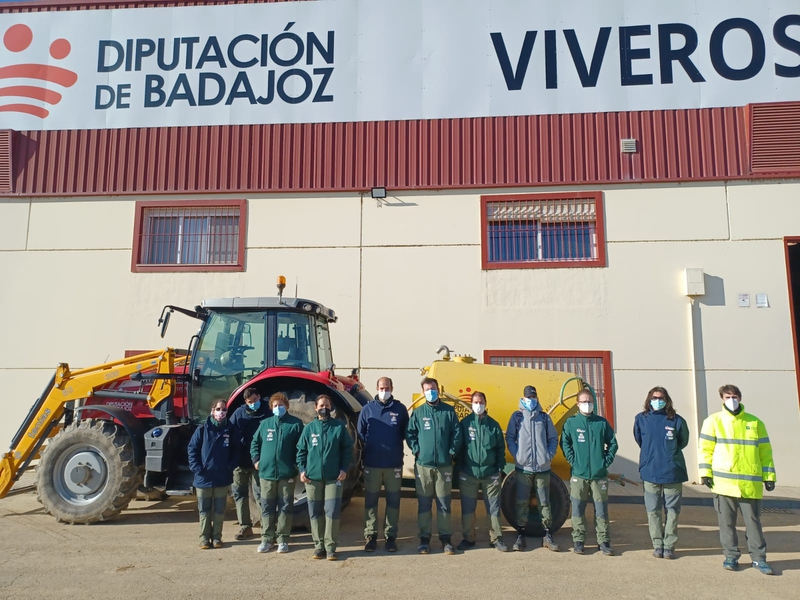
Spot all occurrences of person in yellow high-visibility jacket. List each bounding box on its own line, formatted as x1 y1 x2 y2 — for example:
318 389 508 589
698 384 776 575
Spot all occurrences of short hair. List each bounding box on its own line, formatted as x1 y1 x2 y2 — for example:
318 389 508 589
577 388 594 403
718 384 742 399
269 392 289 407
471 390 486 403
377 377 394 387
315 394 332 407
243 387 259 400
421 377 439 390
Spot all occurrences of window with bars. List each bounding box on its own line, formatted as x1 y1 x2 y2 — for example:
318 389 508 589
481 192 606 269
484 350 614 427
131 200 246 272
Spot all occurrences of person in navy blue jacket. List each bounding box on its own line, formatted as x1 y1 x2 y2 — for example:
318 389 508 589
229 387 272 540
357 377 409 552
633 387 689 560
188 399 240 549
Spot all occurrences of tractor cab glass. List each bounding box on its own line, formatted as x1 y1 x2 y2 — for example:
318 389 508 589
193 310 267 421
276 311 332 371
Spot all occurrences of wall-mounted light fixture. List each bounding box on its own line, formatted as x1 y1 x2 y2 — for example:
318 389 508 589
370 187 387 199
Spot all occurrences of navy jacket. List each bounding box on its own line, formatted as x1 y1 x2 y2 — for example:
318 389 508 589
229 402 273 468
633 410 690 484
188 417 240 488
357 396 409 469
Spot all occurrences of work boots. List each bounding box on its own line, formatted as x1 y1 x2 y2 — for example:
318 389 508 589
364 535 377 552
542 530 559 552
512 533 527 551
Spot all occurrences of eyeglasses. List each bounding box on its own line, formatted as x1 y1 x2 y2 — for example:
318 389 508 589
213 408 228 413
650 396 666 401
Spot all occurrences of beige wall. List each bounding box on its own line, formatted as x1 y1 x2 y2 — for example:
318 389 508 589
2 180 799 485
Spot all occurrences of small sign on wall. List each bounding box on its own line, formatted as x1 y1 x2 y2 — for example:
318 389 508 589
738 293 750 308
756 294 770 308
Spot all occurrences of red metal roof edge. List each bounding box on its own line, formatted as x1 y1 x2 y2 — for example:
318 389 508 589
0 0 305 12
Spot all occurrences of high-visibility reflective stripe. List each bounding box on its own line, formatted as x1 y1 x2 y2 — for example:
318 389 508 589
699 463 712 470
758 437 770 444
762 467 776 473
712 471 763 482
699 433 716 442
716 438 759 446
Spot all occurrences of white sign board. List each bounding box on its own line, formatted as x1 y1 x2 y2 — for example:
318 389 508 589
0 0 798 130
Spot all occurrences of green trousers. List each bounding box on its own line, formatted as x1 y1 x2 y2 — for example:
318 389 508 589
515 471 553 531
570 476 610 543
231 466 260 528
415 464 453 540
714 494 767 563
196 486 228 542
260 478 295 544
305 479 343 553
363 466 403 539
643 481 683 550
459 473 503 543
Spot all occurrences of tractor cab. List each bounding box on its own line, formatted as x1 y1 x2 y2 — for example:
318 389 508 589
186 297 337 421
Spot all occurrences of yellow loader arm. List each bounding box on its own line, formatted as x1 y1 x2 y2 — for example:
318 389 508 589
0 348 183 499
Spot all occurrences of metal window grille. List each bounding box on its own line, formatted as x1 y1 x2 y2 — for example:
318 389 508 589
488 353 609 417
139 206 240 265
486 196 597 264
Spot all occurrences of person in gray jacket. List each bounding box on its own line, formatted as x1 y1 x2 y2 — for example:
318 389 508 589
505 385 559 552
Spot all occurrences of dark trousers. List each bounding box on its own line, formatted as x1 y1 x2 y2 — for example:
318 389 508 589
714 494 767 563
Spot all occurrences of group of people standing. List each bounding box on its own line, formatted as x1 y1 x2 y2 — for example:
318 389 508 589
187 378 778 575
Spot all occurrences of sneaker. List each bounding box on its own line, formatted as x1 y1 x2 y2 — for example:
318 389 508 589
312 549 326 560
200 539 211 550
512 534 527 551
543 531 559 552
573 541 585 555
212 539 223 549
364 535 377 552
442 540 456 555
257 541 273 553
385 537 398 553
663 548 676 560
418 538 430 554
327 552 338 561
653 547 664 559
722 558 739 571
493 539 508 552
457 539 476 551
752 561 774 575
277 543 289 554
234 526 253 541
599 542 614 556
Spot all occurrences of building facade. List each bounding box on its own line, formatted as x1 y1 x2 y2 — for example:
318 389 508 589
1 0 800 484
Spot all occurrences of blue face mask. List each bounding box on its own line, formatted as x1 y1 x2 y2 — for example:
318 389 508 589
650 399 667 411
424 389 439 403
247 400 261 412
520 398 535 412
274 405 286 418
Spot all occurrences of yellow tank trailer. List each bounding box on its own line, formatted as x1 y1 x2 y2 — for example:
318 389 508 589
411 347 589 537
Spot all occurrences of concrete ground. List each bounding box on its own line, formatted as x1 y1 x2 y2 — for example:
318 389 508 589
1 483 799 600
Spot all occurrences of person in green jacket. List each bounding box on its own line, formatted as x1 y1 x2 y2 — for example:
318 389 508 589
457 391 508 552
560 388 619 556
405 377 461 555
296 394 353 561
251 392 304 555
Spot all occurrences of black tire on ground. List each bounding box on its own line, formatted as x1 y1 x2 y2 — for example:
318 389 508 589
500 471 570 537
36 419 143 524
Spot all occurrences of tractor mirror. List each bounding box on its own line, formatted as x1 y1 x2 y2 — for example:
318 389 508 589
159 310 172 339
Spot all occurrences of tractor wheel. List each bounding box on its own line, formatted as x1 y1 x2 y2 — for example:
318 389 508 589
36 420 143 524
500 471 570 537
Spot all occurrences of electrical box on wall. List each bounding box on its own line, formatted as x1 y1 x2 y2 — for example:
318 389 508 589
684 268 706 296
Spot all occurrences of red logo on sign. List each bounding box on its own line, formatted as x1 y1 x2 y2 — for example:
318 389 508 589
0 24 78 119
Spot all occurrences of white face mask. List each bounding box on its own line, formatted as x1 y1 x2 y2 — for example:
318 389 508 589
578 402 594 415
377 390 392 402
724 397 740 412
472 403 485 415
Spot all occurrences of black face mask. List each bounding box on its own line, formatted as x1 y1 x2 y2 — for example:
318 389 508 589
317 407 331 419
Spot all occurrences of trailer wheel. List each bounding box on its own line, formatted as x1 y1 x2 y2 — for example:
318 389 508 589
36 420 143 524
500 471 570 537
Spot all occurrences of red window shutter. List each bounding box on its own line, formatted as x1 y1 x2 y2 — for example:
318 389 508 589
751 102 800 174
0 130 12 193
